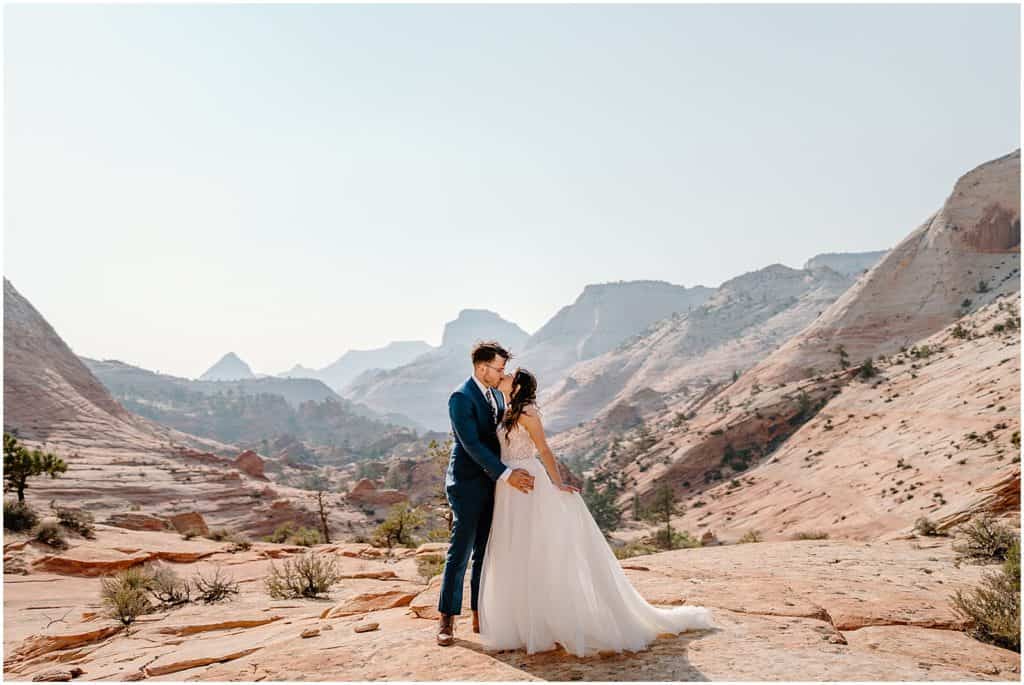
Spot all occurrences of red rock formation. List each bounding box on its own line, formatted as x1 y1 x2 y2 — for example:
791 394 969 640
346 479 408 507
167 512 209 536
105 513 169 532
233 450 268 480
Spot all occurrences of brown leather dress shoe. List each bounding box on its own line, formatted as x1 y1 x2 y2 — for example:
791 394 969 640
472 610 480 634
437 613 455 646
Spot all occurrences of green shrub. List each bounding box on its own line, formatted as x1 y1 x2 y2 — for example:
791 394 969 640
914 517 944 537
54 505 95 539
207 527 252 552
953 514 1017 562
738 530 763 544
581 478 622 535
100 567 155 630
416 554 446 582
264 522 326 546
264 551 342 599
951 323 971 339
264 522 294 544
3 498 38 531
951 538 1020 651
286 526 323 547
613 541 660 560
424 527 451 543
653 528 700 549
793 530 829 540
33 520 68 549
373 503 425 548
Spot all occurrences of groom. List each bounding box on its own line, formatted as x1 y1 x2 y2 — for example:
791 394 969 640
436 340 535 646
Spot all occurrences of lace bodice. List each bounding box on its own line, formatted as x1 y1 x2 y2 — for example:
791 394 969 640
498 405 541 463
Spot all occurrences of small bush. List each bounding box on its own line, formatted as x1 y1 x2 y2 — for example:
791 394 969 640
33 520 68 549
914 517 944 537
793 530 830 540
148 566 191 607
264 551 342 599
738 530 763 544
192 567 240 603
858 358 877 379
228 534 252 553
286 526 323 547
264 522 294 544
100 567 155 630
3 498 38 531
653 528 701 549
207 527 252 552
373 503 426 549
54 506 95 539
953 514 1017 562
265 521 322 544
206 527 234 541
416 554 446 582
425 527 451 543
613 541 660 560
951 538 1020 651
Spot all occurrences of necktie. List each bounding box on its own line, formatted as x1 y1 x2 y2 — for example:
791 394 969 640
487 388 498 424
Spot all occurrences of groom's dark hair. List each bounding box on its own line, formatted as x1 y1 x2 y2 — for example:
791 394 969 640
471 340 511 365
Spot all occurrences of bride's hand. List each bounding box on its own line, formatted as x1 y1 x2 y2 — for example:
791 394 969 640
557 483 580 494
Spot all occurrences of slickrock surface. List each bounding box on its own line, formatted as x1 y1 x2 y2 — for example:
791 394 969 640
610 295 1021 543
4 529 1018 681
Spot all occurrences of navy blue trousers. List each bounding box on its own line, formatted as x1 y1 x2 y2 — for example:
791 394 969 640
437 484 494 616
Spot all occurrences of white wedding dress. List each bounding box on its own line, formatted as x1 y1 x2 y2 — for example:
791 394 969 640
478 405 717 658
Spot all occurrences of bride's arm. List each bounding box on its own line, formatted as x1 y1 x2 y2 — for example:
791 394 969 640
520 409 580 494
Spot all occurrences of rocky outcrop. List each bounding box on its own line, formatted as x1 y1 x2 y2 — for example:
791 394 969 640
735 148 1020 390
168 512 210 537
346 480 408 508
439 309 529 350
105 513 169 532
232 450 267 480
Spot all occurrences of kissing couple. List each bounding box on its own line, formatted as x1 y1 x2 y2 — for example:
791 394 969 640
436 340 717 657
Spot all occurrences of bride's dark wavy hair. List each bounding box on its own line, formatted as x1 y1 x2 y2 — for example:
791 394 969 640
501 368 538 443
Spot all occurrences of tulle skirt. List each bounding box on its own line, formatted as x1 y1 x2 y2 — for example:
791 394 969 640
478 457 717 658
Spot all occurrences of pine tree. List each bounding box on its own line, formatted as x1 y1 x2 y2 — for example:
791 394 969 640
3 433 68 502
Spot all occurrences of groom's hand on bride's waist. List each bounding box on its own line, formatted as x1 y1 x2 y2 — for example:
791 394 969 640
508 468 535 493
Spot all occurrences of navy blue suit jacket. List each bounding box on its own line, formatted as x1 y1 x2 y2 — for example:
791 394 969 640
446 376 507 491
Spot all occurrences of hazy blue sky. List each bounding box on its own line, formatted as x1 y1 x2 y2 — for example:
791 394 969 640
5 3 1019 379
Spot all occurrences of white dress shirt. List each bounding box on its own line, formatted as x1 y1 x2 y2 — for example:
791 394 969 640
471 374 512 483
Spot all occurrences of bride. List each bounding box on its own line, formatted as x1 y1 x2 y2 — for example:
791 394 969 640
478 368 718 658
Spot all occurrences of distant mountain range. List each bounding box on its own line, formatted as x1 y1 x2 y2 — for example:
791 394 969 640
342 309 531 430
276 340 433 392
81 357 426 459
